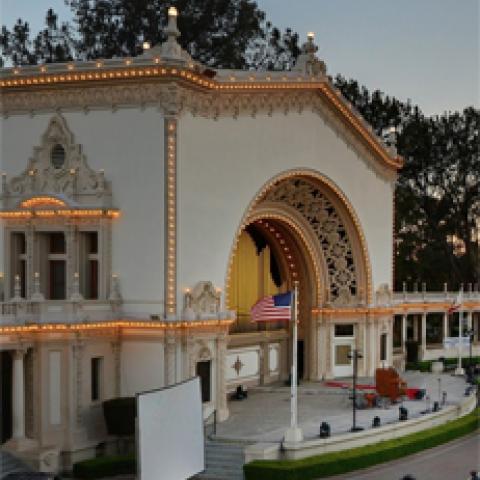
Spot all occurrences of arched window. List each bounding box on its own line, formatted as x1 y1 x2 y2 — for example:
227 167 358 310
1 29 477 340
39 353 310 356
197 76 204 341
51 144 66 169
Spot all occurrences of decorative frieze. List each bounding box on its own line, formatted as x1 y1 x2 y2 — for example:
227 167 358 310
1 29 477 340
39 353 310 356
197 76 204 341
1 85 399 180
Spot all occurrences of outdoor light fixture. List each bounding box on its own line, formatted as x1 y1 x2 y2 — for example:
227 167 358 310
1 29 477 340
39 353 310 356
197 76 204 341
399 406 408 421
319 421 330 438
143 41 151 50
168 6 178 16
347 349 364 432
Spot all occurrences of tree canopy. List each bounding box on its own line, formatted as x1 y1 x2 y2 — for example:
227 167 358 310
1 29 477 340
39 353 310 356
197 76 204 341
1 2 478 291
0 0 299 69
335 76 479 291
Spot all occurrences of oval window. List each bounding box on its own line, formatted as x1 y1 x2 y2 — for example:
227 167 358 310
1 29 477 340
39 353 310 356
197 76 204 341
51 144 66 169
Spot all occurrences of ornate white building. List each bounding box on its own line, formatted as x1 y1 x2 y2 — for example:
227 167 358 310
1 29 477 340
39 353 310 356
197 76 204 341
0 8 479 472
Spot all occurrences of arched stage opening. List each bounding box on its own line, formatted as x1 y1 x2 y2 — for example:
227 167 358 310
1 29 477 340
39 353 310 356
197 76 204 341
225 170 372 383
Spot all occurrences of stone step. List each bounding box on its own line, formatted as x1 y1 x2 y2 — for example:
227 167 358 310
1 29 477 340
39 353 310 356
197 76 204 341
0 450 32 479
193 440 246 480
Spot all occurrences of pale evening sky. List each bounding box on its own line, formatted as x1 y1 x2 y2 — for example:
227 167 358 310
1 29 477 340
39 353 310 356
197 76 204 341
1 0 479 116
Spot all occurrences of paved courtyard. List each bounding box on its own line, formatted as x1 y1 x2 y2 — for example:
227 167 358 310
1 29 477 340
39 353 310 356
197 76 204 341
215 372 469 442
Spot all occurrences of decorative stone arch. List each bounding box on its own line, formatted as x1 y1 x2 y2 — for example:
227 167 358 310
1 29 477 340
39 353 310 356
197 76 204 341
243 205 326 307
225 168 372 308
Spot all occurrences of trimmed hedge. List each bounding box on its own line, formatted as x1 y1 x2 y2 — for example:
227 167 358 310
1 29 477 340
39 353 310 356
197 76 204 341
406 356 480 372
73 454 136 479
102 397 136 436
244 408 480 480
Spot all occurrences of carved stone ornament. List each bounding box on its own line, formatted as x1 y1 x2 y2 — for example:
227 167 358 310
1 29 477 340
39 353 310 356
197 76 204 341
140 6 193 66
1 114 112 209
183 281 221 320
376 283 393 307
292 34 327 77
264 178 357 304
0 86 397 181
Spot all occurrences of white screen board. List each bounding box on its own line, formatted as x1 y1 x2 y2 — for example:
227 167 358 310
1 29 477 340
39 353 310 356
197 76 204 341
138 377 204 480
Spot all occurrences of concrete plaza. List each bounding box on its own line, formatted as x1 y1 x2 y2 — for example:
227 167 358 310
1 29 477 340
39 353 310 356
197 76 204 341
216 372 468 442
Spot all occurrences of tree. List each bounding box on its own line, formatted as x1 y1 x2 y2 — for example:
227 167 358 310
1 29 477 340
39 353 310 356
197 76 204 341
0 0 299 69
335 76 479 290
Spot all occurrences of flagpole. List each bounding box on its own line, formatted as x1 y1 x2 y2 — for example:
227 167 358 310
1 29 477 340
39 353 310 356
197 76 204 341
284 281 303 443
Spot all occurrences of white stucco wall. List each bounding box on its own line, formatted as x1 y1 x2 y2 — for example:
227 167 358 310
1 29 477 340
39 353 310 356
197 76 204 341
121 340 165 396
0 108 165 313
177 110 394 305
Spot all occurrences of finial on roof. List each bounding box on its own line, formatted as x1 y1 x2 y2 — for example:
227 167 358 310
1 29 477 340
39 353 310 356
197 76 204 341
166 6 180 39
293 32 326 77
139 6 193 65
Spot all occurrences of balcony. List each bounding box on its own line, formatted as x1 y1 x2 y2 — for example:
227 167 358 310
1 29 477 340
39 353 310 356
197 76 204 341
392 289 480 305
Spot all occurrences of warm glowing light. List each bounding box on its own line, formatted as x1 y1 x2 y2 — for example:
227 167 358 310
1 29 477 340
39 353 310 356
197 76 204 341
307 32 315 39
143 41 151 50
20 196 66 208
0 207 120 219
168 6 178 16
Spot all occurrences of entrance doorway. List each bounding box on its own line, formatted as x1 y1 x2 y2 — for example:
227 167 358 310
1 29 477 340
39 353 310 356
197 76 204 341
1 351 13 443
196 360 211 403
333 324 355 377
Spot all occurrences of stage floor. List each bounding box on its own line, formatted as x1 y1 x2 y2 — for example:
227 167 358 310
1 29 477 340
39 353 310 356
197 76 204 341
215 372 468 442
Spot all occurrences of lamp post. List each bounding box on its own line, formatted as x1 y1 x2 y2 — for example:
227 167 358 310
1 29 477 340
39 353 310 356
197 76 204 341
348 349 363 432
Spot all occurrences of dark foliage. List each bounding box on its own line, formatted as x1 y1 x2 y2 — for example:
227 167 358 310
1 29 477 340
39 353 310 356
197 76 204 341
335 76 479 291
0 0 299 69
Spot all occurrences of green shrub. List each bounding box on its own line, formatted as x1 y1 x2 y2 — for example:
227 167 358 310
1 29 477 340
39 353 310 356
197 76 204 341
102 397 136 436
244 408 480 480
73 454 136 479
405 360 431 371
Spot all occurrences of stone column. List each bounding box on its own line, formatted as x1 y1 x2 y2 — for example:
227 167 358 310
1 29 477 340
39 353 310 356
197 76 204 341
401 314 407 354
467 310 473 330
443 311 449 341
421 312 427 358
259 341 269 385
164 331 176 386
216 333 229 421
367 315 376 376
111 340 121 397
11 349 27 441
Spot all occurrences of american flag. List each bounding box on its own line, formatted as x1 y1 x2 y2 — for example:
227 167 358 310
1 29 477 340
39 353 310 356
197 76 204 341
250 292 292 322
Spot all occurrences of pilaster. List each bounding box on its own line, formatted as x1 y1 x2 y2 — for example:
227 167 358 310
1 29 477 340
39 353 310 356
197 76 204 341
164 118 177 319
72 338 85 425
216 333 229 421
164 331 177 386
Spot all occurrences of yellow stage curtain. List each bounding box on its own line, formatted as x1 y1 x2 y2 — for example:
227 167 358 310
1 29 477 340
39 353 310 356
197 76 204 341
228 231 282 325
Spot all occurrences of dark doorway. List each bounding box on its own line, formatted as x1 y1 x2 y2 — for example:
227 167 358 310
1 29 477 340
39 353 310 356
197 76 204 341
196 361 211 403
297 340 304 380
1 351 13 443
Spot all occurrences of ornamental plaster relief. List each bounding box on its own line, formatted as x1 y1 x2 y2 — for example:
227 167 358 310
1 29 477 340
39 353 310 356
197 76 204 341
2 114 112 209
264 178 358 305
1 85 396 182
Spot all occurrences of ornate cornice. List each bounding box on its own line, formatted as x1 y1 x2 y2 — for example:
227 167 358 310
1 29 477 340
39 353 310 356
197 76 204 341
0 68 402 176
